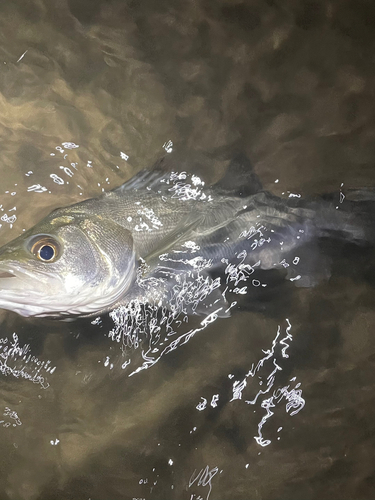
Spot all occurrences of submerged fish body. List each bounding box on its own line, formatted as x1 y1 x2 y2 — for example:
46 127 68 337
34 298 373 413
0 159 372 318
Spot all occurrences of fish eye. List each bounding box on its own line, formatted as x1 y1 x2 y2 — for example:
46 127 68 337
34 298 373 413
30 236 60 262
39 245 55 261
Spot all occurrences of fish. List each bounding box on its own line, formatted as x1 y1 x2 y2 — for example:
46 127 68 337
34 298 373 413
0 155 373 319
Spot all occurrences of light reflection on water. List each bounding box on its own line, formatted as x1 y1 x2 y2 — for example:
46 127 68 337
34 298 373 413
0 145 309 499
0 1 374 499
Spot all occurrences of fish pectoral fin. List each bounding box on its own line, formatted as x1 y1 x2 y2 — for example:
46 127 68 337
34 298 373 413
189 285 231 319
117 267 231 321
147 266 231 319
143 213 205 268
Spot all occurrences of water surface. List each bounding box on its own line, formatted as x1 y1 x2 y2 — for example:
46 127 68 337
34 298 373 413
0 1 374 499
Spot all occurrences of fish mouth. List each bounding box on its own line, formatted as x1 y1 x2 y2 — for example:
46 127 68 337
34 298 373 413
0 271 16 279
0 258 136 318
0 263 55 317
0 263 37 291
0 263 116 319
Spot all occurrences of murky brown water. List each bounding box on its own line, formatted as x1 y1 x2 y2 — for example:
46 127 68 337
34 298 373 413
0 1 374 499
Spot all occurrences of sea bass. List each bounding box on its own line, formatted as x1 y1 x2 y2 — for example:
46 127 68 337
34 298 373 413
0 156 372 318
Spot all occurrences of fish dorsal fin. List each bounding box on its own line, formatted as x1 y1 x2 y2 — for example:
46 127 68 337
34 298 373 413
143 212 205 269
214 153 262 197
114 156 178 194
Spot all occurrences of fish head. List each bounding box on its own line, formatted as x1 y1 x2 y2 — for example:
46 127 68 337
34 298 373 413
0 210 135 318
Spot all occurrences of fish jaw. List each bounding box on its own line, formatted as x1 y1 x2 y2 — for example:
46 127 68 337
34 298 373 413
0 258 136 318
0 261 66 317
